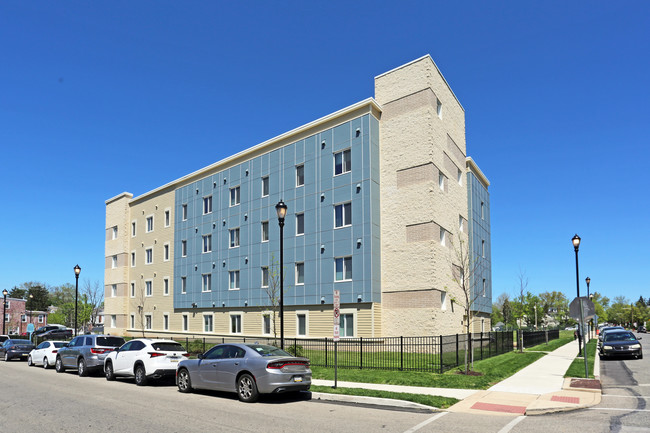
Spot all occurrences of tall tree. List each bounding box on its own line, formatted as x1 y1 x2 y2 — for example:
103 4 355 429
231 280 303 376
516 269 528 352
25 285 50 311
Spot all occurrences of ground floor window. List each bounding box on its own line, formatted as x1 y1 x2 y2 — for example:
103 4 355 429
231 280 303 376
340 313 354 337
204 315 213 333
230 314 242 334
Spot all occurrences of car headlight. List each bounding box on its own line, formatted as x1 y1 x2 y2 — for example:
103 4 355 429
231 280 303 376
630 344 641 349
603 345 613 350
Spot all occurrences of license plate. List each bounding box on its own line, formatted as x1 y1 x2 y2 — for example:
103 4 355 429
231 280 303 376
294 376 303 382
170 359 179 363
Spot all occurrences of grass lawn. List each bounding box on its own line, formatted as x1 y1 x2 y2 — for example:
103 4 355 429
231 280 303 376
310 385 459 408
564 338 596 379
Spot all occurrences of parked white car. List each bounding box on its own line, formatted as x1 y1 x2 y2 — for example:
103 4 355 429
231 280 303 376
104 339 188 386
28 341 67 369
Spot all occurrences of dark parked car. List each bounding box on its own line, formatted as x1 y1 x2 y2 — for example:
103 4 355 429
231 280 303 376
55 334 125 376
33 325 72 340
176 343 311 402
1 339 36 361
638 326 647 333
599 331 642 359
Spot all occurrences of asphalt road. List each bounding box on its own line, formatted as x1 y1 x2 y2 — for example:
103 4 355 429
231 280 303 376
1 335 648 433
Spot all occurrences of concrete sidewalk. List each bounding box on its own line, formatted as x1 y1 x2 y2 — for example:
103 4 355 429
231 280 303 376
311 337 602 415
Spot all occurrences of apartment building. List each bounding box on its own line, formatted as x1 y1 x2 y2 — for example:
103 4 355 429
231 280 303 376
104 55 492 339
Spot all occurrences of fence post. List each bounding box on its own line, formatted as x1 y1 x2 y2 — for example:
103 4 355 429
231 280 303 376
480 331 484 360
203 337 206 353
439 335 443 374
360 337 363 370
325 338 328 368
400 336 404 371
185 336 189 353
455 334 459 367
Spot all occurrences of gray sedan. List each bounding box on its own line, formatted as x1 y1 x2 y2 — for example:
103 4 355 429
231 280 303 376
176 343 311 402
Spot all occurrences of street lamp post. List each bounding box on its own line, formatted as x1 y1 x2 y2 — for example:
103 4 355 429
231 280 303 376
275 201 287 350
572 234 589 378
27 293 33 342
2 289 8 335
585 277 590 298
74 265 81 337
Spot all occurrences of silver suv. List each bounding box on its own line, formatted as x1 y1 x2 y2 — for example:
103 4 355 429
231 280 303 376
55 334 125 376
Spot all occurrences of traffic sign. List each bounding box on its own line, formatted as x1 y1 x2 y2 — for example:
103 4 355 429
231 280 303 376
333 290 340 342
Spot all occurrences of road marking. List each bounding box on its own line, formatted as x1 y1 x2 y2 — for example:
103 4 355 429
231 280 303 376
588 407 650 413
403 412 448 433
497 415 526 433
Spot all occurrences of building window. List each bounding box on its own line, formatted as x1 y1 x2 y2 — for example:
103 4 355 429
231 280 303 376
334 203 352 228
261 221 269 242
482 240 486 258
4 313 8 323
440 228 446 246
145 315 152 330
163 278 169 296
202 274 212 292
262 314 271 335
145 280 153 297
295 262 305 285
203 196 213 215
111 315 117 328
131 221 136 237
182 204 188 221
112 255 118 269
230 186 240 206
146 216 154 232
229 228 240 248
181 277 187 294
230 314 242 334
163 314 169 331
262 176 269 197
457 168 462 185
145 248 153 264
181 240 187 257
130 283 135 298
296 213 304 235
165 209 171 227
296 164 304 187
182 314 189 332
204 315 213 333
38 314 44 323
481 201 485 219
131 252 135 267
340 313 354 337
21 314 26 323
335 257 352 281
441 291 447 311
297 313 307 336
482 279 487 297
334 149 351 175
130 314 135 329
229 271 240 290
111 284 117 298
261 267 269 288
436 98 442 119
164 243 170 261
439 173 446 191
459 216 464 233
112 226 118 240
203 235 212 253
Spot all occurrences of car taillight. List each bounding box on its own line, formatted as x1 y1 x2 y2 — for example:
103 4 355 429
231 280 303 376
52 350 57 354
182 353 190 357
90 348 114 354
267 361 309 369
148 352 165 357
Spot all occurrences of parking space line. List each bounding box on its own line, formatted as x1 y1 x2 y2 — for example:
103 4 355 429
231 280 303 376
497 415 526 433
403 412 448 433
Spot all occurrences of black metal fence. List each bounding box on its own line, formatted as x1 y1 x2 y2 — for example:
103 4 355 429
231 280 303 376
155 331 514 373
519 329 560 348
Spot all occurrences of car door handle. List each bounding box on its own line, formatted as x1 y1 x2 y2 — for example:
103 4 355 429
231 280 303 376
234 362 239 366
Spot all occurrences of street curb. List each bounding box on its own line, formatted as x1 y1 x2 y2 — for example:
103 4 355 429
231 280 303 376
310 392 436 413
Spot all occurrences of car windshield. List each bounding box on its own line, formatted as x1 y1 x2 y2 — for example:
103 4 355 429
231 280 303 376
96 337 126 347
152 342 185 351
10 340 32 345
604 332 637 342
246 344 292 357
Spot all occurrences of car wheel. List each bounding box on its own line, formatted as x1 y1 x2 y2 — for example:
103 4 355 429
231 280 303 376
55 357 65 373
237 373 259 403
177 368 192 393
105 361 115 381
27 355 33 366
78 358 88 377
134 365 148 386
43 358 49 369
4 352 10 362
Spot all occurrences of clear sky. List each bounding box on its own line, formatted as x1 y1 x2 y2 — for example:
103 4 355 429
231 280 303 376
1 1 648 304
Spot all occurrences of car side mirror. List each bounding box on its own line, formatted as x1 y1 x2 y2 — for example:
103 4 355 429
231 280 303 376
198 353 205 360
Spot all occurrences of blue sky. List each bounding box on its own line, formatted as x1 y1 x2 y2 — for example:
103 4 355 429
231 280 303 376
1 1 648 304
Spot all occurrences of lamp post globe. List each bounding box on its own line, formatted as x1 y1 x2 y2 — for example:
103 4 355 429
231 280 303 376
74 265 81 337
275 201 287 350
585 277 591 298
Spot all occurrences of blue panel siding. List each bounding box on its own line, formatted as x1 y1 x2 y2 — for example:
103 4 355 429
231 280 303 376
467 172 492 315
174 114 381 310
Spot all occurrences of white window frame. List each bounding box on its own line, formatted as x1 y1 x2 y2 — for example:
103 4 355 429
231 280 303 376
440 228 446 246
436 98 442 119
229 312 243 334
229 228 240 248
21 314 26 323
181 240 187 257
229 270 240 290
296 213 304 236
145 247 153 265
262 312 273 336
131 221 137 237
295 262 305 285
230 186 241 207
457 168 462 185
38 314 44 323
164 209 171 227
112 226 118 240
112 255 118 269
203 314 213 333
182 314 189 332
131 251 136 267
296 164 304 187
261 267 269 288
261 221 269 242
163 277 170 296
111 315 117 329
334 202 352 228
145 314 152 330
203 195 213 215
203 234 212 253
181 277 187 294
459 216 464 233
296 311 309 337
439 173 446 191
111 284 117 298
481 201 485 219
145 280 153 297
164 242 170 261
130 282 135 298
130 314 135 329
146 215 154 233
163 314 169 331
482 240 486 258
202 273 212 293
339 308 356 338
334 149 351 176
182 204 188 221
262 176 269 197
334 257 352 282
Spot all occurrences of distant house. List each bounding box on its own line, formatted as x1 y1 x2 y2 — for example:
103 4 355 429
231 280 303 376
3 297 48 335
